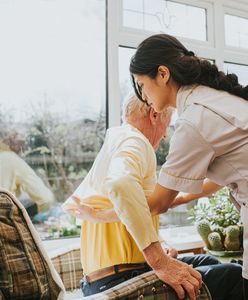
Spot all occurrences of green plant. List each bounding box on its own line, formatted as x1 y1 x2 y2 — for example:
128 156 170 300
188 187 243 252
188 188 241 227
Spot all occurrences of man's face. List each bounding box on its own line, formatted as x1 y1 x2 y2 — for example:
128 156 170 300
143 109 172 150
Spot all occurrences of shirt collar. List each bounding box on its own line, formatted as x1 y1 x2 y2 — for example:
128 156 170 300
123 123 153 149
176 84 198 116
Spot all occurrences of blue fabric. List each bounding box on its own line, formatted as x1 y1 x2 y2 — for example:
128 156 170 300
180 255 243 300
243 278 248 299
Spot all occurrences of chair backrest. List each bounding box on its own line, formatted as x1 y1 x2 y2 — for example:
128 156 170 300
0 189 65 300
83 271 212 300
51 248 83 291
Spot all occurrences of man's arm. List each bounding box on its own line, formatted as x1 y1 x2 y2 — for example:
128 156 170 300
108 171 202 300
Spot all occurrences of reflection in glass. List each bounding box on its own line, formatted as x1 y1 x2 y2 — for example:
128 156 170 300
123 0 207 41
224 62 248 86
225 14 248 49
0 0 106 239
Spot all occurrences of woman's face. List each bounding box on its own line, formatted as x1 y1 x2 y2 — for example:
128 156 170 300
134 68 178 112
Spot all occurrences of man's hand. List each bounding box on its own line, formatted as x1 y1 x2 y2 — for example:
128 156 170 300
156 257 202 300
143 242 202 300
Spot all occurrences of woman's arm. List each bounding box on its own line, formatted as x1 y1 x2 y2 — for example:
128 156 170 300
147 183 178 215
171 180 223 208
65 184 178 223
65 180 223 223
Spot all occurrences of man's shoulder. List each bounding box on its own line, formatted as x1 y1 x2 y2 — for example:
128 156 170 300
107 125 152 149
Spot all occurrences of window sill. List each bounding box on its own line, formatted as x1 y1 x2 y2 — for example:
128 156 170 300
43 225 203 258
159 225 204 252
43 237 81 258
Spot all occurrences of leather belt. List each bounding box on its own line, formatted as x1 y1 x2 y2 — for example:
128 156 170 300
85 263 149 283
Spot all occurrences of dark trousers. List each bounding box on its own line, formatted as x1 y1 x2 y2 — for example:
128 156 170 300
244 278 248 300
180 255 243 300
81 255 244 299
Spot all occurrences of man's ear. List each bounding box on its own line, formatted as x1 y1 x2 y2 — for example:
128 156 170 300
149 107 159 125
157 65 170 84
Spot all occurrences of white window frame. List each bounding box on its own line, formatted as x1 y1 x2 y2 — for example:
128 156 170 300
223 6 248 62
107 0 248 127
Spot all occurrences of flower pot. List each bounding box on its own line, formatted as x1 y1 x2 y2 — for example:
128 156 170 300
204 247 243 257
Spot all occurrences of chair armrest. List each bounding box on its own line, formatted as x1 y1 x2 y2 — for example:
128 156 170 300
83 271 212 300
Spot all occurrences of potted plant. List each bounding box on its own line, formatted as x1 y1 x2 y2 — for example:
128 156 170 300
188 187 243 256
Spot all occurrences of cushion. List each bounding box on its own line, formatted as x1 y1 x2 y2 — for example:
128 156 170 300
0 189 65 300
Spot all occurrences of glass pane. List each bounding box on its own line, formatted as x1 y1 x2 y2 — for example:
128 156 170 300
118 46 191 228
123 0 207 41
0 0 106 239
225 14 248 49
224 62 248 86
118 47 135 107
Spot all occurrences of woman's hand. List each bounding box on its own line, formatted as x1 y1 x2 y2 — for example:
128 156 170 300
64 195 120 223
170 195 188 208
65 195 98 222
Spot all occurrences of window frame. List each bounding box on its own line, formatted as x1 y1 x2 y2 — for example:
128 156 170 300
223 6 248 56
107 0 248 127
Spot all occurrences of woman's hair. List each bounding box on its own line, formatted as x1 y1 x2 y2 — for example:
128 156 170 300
130 34 248 101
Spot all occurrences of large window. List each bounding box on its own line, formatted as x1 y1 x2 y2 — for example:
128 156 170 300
1 0 248 239
0 0 106 239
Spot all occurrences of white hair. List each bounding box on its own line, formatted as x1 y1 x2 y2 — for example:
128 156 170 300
122 93 173 123
121 93 150 123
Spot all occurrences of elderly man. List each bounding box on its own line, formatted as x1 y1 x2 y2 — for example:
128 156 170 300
63 95 243 300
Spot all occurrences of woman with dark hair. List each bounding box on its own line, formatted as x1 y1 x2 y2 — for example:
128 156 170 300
130 33 248 299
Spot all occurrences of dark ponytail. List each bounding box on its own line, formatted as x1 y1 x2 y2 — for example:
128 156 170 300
130 34 248 101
